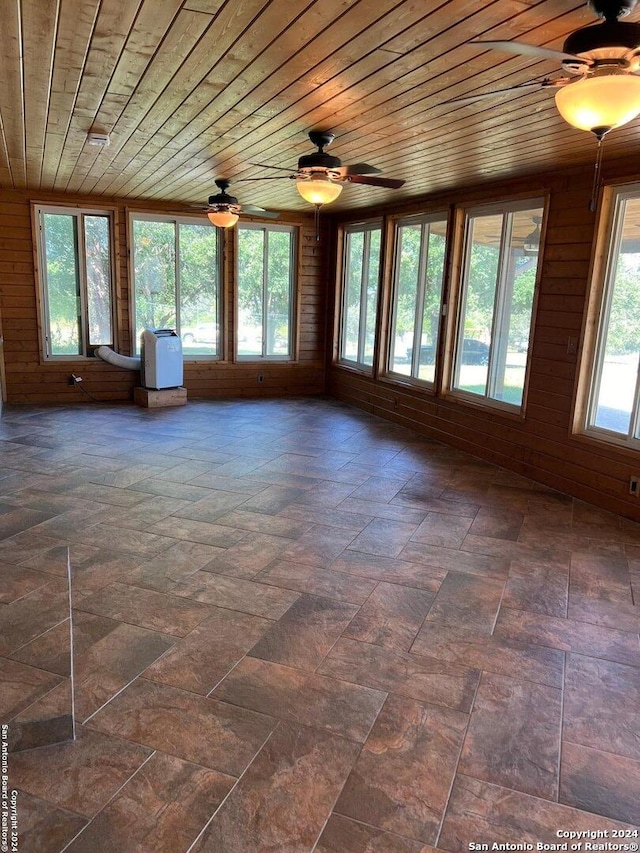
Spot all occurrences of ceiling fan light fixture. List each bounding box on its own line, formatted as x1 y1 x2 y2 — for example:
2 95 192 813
295 174 343 205
523 232 540 255
555 71 640 134
207 209 239 228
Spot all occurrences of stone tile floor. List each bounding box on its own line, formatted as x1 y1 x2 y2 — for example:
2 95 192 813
0 396 639 852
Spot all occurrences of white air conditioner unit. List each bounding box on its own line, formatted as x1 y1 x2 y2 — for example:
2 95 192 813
140 329 183 390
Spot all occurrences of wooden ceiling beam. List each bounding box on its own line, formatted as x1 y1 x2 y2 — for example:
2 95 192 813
127 0 589 204
2 0 640 209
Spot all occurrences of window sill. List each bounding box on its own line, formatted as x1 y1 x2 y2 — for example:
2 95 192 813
235 356 297 363
333 360 374 376
378 372 436 394
571 427 640 459
443 389 526 421
41 354 108 364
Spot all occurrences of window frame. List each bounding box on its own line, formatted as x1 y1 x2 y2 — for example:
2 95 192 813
129 212 223 361
34 203 117 361
384 210 449 388
234 222 298 362
337 219 383 372
447 196 546 415
576 181 640 451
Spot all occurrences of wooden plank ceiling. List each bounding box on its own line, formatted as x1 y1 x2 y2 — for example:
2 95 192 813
2 0 640 214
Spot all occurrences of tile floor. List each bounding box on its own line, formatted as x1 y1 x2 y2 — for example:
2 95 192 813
0 396 639 852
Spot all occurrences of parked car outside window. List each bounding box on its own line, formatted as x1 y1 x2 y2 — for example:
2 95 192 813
181 323 218 344
461 339 490 365
407 338 490 365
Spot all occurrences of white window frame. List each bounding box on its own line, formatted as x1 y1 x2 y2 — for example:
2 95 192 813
338 221 383 370
387 211 449 385
35 204 116 360
580 182 640 450
450 197 545 413
129 213 222 360
235 222 297 362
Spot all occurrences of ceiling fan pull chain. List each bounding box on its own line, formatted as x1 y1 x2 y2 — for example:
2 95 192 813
589 137 605 212
314 204 321 241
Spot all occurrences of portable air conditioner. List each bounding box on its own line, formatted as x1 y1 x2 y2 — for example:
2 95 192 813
140 329 183 390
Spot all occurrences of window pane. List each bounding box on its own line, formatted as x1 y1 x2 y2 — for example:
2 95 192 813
456 214 501 396
390 218 447 383
237 228 265 356
363 229 381 366
340 225 381 367
419 225 447 383
342 231 364 362
590 197 640 435
496 209 540 407
179 223 219 357
454 203 543 409
37 208 115 359
391 225 420 376
237 226 293 359
133 220 176 354
84 215 112 346
42 213 81 356
266 230 292 357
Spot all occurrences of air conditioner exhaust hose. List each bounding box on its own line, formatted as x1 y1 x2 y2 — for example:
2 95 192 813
95 346 141 371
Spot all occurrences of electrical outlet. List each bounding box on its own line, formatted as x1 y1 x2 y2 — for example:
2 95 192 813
629 476 639 497
566 336 578 355
257 374 264 384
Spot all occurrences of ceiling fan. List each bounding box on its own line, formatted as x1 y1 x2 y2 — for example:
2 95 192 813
251 130 405 207
192 179 279 228
485 216 542 254
523 216 543 254
449 0 640 139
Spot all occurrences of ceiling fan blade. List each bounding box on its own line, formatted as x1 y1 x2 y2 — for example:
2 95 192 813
470 39 590 65
346 174 405 189
337 162 382 176
248 162 296 172
442 78 566 106
241 204 280 219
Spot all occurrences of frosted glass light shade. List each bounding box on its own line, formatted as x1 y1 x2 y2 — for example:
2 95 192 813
555 74 640 134
207 210 239 228
296 175 343 205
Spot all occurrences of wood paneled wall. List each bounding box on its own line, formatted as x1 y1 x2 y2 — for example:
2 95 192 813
0 189 326 404
3 162 640 521
327 163 640 521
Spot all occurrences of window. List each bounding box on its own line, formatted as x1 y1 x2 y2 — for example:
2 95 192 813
36 205 115 358
388 213 448 383
236 224 296 359
131 215 221 357
451 199 545 411
582 183 640 448
338 222 382 369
